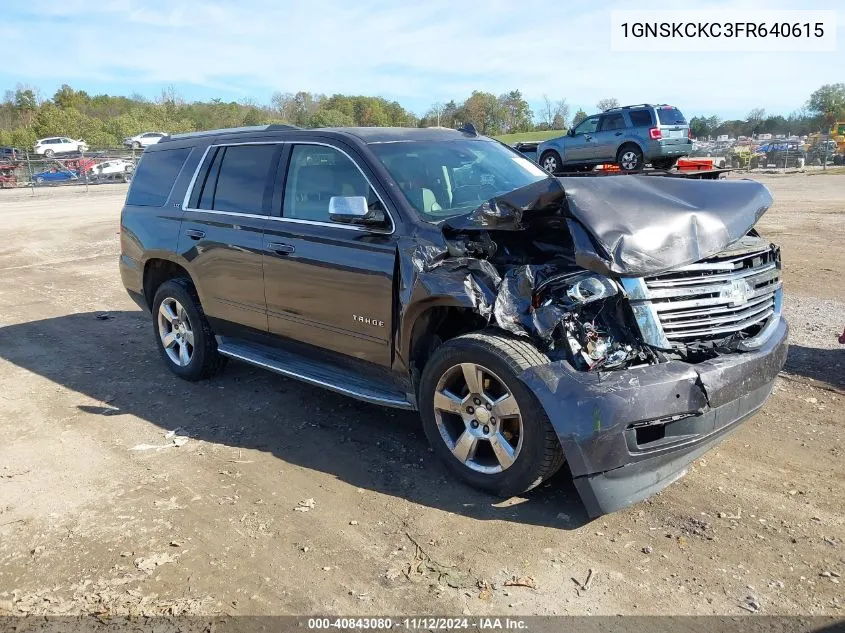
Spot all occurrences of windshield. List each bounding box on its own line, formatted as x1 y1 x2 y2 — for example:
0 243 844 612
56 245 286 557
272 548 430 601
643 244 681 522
369 139 550 221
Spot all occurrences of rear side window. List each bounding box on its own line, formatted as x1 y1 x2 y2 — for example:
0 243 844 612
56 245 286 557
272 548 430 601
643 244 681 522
126 147 191 207
656 107 686 125
600 113 626 131
197 144 280 215
629 110 653 127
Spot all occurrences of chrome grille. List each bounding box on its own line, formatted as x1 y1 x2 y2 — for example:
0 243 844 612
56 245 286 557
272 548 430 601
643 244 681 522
638 242 782 347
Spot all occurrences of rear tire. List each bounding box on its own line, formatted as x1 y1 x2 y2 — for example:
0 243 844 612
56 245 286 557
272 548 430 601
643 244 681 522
44 149 54 158
539 150 562 175
152 278 226 381
418 331 565 497
616 145 643 171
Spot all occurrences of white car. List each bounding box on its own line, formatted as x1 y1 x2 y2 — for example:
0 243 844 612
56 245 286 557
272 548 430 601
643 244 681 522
33 137 89 157
87 159 134 182
123 132 167 149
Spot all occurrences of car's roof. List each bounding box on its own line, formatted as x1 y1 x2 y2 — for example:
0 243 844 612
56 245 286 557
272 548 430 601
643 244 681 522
323 126 486 144
161 124 487 145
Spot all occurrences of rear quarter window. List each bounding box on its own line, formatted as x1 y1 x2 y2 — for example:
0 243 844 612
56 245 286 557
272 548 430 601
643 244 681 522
657 107 687 125
126 147 192 207
628 110 653 127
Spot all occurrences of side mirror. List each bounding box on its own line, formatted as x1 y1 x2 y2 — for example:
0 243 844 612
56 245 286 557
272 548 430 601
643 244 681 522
567 128 575 137
329 196 386 226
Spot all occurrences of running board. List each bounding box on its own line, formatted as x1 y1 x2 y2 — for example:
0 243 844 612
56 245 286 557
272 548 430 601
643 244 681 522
216 338 416 410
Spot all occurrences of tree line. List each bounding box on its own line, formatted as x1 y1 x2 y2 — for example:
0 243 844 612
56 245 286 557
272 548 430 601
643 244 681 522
0 82 842 149
689 84 844 140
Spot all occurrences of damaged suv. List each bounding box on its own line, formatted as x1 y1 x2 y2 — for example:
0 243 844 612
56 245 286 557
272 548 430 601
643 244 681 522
120 124 788 517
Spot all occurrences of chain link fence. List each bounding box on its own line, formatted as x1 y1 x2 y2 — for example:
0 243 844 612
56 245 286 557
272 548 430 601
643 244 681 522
0 147 146 192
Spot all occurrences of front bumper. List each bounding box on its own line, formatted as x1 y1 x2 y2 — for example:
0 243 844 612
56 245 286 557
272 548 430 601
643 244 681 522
520 317 789 517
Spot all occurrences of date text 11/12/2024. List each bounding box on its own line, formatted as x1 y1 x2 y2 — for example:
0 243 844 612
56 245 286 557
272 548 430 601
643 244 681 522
307 617 528 630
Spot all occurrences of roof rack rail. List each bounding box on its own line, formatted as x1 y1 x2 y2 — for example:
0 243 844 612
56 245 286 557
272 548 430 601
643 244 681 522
604 103 660 112
163 123 299 142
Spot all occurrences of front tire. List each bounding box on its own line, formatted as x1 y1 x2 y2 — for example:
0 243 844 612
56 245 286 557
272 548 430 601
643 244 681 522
152 278 225 381
617 145 643 171
539 150 562 175
133 141 142 150
419 332 564 497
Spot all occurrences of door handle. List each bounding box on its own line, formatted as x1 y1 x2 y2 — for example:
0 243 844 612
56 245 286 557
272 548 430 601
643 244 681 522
268 242 295 254
614 132 623 136
185 229 205 240
584 134 592 140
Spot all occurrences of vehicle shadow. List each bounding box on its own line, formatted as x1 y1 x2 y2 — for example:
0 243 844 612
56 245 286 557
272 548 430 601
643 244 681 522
784 343 845 390
0 310 590 530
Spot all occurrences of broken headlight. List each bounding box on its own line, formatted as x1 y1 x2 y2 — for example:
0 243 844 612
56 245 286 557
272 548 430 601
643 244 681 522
535 273 643 371
535 272 619 309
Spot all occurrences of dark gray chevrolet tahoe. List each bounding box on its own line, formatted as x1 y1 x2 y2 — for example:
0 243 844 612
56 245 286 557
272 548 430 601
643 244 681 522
120 124 788 517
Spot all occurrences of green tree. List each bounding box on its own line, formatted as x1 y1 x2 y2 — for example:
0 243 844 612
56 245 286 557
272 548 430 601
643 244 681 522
53 84 90 111
572 109 588 126
308 108 354 128
689 116 710 139
498 90 533 132
463 91 505 135
807 83 845 129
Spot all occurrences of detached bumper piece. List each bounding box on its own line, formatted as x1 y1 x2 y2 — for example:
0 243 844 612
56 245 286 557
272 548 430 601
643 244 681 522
520 318 788 517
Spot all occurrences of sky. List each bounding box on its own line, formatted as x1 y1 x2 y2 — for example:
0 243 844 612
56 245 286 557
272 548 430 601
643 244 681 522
0 0 842 121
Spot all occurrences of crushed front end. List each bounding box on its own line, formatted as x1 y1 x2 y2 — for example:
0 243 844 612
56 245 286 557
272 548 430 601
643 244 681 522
408 175 788 517
518 233 787 517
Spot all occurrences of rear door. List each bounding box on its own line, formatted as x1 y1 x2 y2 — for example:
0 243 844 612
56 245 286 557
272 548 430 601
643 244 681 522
594 112 627 161
178 142 283 333
563 115 600 162
262 141 397 366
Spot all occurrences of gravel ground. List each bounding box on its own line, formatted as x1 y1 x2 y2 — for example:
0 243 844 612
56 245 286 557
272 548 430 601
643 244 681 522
0 173 842 618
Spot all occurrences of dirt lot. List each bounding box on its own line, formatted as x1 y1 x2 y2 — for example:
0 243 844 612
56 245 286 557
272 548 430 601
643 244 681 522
0 175 843 617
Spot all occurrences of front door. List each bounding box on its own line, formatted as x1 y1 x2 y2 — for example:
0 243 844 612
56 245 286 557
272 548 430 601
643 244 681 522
563 115 601 162
178 142 283 333
262 142 396 366
594 112 627 161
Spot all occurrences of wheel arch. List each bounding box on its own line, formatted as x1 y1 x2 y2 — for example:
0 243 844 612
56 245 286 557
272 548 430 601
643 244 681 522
142 256 198 311
616 140 644 158
401 300 489 394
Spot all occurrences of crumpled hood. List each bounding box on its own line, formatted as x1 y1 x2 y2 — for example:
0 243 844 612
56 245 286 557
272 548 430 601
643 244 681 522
559 175 773 277
443 175 773 277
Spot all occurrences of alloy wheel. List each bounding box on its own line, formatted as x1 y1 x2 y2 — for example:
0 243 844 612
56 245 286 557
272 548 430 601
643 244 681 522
157 297 195 367
541 155 558 173
432 363 524 474
620 151 640 170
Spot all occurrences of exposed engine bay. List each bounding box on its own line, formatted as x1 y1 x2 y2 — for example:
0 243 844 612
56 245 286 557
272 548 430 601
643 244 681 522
409 174 777 374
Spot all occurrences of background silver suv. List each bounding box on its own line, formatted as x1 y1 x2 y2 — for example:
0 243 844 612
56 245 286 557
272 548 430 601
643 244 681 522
537 104 692 173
